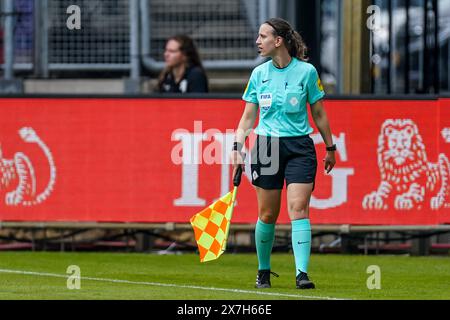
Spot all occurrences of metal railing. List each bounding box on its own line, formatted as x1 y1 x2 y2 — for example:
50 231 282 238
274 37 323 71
47 0 132 71
140 0 273 72
0 0 33 73
2 0 14 79
1 0 275 79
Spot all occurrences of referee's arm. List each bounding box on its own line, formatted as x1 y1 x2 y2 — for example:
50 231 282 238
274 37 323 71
231 102 258 176
310 99 333 147
310 99 336 173
235 102 258 145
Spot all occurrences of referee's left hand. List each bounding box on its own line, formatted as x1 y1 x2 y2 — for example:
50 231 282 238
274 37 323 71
324 151 336 174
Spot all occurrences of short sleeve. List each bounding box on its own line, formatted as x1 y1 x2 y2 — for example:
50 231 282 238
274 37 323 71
242 70 258 104
307 66 325 105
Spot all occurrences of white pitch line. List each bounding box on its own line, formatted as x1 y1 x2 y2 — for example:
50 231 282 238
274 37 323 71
0 268 350 300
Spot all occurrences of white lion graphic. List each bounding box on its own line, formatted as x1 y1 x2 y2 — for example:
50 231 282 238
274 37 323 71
0 127 56 206
363 119 449 210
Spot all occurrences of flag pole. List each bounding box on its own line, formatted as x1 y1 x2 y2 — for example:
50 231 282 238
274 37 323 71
223 165 243 252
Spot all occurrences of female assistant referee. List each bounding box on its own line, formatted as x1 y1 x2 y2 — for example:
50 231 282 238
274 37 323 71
230 18 336 290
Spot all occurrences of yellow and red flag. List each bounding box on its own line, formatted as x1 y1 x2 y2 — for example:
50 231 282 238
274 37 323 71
190 167 243 262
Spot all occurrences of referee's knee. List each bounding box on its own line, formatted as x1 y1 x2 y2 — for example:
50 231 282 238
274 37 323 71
288 203 309 219
258 211 278 224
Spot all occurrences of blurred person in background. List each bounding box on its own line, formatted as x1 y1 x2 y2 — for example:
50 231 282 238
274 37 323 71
158 35 209 93
230 18 336 290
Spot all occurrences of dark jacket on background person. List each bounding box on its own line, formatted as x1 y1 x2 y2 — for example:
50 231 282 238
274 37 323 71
159 65 209 93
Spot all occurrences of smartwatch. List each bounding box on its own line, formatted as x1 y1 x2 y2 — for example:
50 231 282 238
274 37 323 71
326 144 337 152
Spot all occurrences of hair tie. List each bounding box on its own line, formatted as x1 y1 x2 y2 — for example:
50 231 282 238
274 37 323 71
286 30 294 43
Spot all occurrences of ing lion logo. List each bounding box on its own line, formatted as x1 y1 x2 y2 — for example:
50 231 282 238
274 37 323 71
0 127 56 206
362 119 450 210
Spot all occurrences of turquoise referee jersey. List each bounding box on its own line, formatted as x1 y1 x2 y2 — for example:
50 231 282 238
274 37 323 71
242 57 325 137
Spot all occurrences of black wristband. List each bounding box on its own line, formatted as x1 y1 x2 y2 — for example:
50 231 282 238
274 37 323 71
326 144 337 152
233 142 243 152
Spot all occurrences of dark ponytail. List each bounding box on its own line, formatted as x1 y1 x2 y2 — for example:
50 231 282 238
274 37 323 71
264 18 309 61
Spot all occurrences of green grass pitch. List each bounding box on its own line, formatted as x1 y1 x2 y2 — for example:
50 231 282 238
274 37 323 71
0 252 449 300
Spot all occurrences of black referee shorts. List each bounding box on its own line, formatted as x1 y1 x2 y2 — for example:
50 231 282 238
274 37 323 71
250 135 317 190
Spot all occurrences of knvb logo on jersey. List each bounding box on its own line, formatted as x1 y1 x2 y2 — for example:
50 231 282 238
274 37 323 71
0 127 56 207
171 121 354 209
362 119 450 211
289 96 299 107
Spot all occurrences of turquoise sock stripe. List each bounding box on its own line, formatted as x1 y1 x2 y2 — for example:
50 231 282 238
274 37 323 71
255 219 275 271
291 219 312 275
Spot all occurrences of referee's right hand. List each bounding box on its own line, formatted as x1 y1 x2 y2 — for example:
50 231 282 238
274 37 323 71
230 150 245 179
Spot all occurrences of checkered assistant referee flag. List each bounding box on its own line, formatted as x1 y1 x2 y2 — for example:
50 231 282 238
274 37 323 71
190 167 243 262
